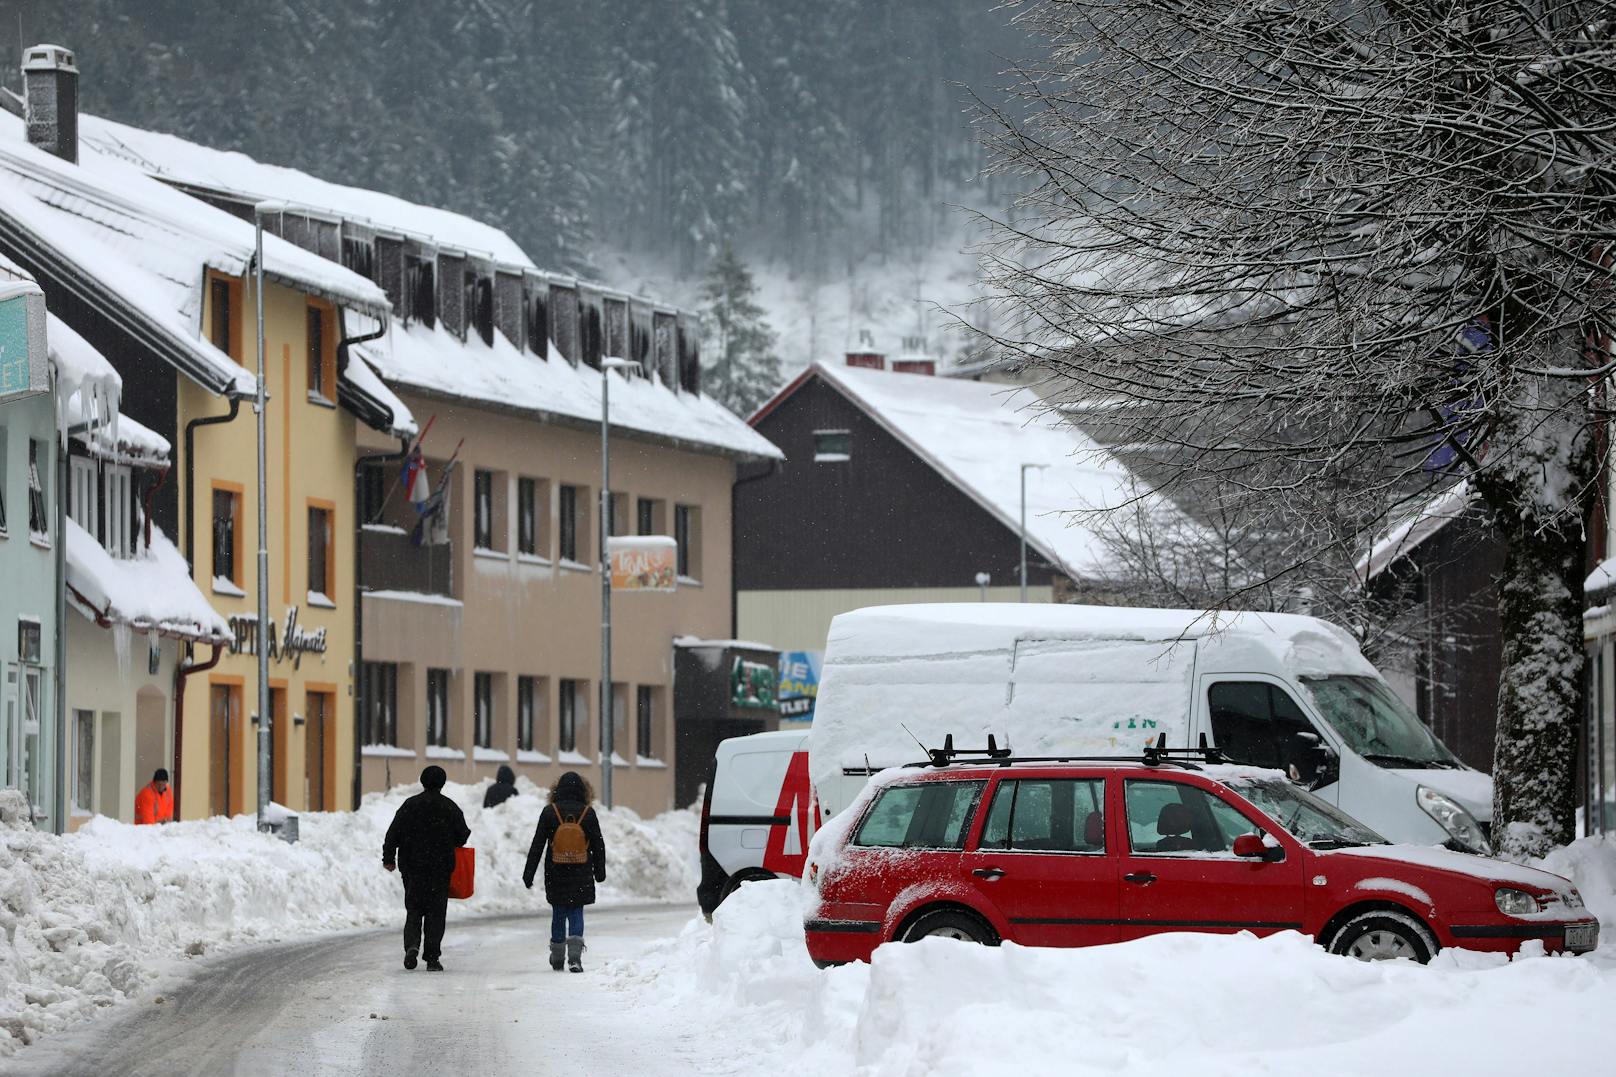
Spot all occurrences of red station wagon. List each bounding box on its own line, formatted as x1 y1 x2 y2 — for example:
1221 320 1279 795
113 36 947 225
804 748 1599 966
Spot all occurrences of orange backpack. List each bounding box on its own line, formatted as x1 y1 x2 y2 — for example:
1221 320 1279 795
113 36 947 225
552 805 591 865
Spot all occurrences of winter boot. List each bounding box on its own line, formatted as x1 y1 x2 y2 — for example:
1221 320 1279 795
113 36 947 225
425 959 444 972
549 941 565 971
404 948 418 971
566 937 585 973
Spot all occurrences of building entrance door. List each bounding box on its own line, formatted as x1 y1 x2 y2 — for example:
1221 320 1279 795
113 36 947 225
210 682 243 817
305 690 330 811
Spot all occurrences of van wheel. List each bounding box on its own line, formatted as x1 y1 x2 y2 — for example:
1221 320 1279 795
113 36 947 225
1328 910 1436 964
718 869 777 905
901 909 994 945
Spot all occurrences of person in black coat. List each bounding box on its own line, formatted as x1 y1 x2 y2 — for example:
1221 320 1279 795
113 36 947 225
483 764 519 809
523 770 606 972
383 765 471 972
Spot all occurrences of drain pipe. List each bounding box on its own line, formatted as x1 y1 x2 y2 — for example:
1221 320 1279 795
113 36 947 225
172 642 225 821
353 435 409 811
183 395 242 575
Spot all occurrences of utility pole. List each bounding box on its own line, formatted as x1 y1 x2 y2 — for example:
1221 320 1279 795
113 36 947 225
599 355 636 808
253 202 282 831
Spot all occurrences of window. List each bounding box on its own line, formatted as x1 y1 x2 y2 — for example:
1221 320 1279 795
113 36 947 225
209 276 234 355
609 682 628 759
360 464 387 525
74 709 94 813
474 672 493 749
427 668 450 748
308 504 334 600
674 504 700 579
636 685 655 759
558 679 583 754
69 456 96 536
103 465 132 557
607 492 627 537
853 781 985 850
636 497 659 537
474 470 493 549
407 256 436 329
27 440 47 537
212 486 241 588
362 662 398 746
518 676 540 752
980 779 1107 852
307 305 332 400
1207 682 1318 772
517 478 538 555
813 429 852 463
559 484 580 563
1124 780 1258 855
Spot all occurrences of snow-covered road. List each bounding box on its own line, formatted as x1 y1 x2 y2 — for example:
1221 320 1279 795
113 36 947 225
3 906 703 1077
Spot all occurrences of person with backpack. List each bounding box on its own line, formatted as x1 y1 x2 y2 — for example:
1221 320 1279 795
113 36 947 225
522 771 606 972
383 765 471 972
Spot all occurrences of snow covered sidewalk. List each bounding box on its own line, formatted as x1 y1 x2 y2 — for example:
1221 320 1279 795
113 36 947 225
0 778 697 1057
605 839 1616 1076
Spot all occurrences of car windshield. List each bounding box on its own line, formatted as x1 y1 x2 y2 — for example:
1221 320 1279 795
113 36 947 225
1300 674 1461 769
1222 776 1386 849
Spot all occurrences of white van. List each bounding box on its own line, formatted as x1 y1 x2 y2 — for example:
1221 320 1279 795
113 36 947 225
809 604 1492 854
697 729 817 915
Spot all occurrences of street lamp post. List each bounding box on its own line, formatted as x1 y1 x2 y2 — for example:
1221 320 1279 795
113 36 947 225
1019 463 1047 603
598 355 637 809
975 571 991 602
252 202 285 831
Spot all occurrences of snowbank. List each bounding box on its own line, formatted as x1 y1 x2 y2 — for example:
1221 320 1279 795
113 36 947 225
0 779 696 1056
608 870 1616 1076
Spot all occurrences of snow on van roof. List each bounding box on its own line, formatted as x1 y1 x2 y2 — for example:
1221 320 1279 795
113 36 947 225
82 115 532 266
796 362 1195 580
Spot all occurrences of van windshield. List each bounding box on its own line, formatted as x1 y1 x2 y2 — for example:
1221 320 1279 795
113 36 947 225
1222 777 1386 849
1300 675 1461 769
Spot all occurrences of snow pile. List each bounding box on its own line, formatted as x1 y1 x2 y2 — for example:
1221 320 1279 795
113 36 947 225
0 779 696 1056
1540 835 1616 928
608 878 1616 1076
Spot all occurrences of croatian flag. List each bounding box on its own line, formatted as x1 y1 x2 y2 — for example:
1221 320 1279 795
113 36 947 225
401 446 431 508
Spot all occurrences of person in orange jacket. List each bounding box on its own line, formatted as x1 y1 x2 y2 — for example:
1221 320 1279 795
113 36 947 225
134 769 173 824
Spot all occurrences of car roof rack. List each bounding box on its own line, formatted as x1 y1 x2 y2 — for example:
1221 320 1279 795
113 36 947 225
906 732 1225 771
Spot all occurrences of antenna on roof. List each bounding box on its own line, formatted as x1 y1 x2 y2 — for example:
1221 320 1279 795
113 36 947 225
900 722 929 758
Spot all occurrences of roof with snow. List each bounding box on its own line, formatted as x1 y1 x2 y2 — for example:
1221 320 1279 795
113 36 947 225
751 361 1193 580
65 518 231 644
1356 481 1477 582
0 110 391 399
84 116 776 460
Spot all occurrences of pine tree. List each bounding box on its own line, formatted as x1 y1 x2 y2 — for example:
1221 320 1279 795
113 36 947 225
699 243 779 417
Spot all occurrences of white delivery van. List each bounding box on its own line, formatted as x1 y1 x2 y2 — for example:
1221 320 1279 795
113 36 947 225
809 604 1492 854
697 729 817 915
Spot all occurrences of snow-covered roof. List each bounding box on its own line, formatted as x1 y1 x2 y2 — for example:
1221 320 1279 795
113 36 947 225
761 362 1187 579
0 111 390 397
341 349 417 440
65 518 231 644
363 321 782 460
83 115 532 267
1357 481 1476 582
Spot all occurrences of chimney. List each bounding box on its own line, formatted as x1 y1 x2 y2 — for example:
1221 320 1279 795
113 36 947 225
22 44 78 164
845 350 885 370
893 334 934 375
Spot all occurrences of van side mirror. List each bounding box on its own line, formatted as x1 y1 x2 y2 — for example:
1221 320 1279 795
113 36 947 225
1233 833 1284 861
1289 731 1339 790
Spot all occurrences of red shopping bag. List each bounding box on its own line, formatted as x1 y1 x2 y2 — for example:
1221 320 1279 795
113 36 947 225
449 847 476 899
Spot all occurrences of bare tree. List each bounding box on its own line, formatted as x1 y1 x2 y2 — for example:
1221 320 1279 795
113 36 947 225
976 0 1614 856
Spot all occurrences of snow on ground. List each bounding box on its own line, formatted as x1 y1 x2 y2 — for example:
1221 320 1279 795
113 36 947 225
0 778 696 1057
607 840 1616 1076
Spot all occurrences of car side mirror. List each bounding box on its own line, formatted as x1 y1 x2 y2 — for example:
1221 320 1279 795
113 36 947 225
1234 832 1285 861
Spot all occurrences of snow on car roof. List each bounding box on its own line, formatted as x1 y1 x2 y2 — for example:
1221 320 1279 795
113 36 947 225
785 361 1199 580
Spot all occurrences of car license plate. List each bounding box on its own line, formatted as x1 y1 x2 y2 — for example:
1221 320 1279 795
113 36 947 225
1565 923 1599 952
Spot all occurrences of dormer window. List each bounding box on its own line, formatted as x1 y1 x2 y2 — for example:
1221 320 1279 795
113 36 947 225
406 256 435 329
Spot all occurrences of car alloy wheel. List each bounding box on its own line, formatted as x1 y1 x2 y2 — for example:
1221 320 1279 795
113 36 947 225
1329 910 1436 964
901 909 994 945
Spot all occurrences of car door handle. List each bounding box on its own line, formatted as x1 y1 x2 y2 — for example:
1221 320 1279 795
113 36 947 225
972 866 1006 881
1123 871 1157 886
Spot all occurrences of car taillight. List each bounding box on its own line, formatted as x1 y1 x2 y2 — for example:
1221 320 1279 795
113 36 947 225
699 780 713 857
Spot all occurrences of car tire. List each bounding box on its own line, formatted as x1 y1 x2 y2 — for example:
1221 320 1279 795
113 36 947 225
900 908 995 945
1328 910 1437 964
718 868 777 906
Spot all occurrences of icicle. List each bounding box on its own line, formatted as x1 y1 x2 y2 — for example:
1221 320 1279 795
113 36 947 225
111 622 133 684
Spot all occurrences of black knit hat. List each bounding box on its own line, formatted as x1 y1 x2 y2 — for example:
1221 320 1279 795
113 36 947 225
153 768 169 783
421 765 448 790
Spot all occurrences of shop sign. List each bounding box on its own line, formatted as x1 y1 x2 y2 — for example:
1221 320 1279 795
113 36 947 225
228 605 328 670
609 535 677 592
0 286 47 404
731 654 777 709
778 650 821 720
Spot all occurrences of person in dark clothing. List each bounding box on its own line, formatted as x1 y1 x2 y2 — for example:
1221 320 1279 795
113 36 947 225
483 764 519 809
383 765 471 972
523 771 606 972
